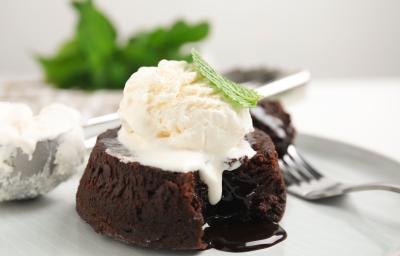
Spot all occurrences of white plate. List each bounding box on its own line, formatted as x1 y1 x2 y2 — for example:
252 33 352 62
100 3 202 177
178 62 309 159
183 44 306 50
0 134 399 256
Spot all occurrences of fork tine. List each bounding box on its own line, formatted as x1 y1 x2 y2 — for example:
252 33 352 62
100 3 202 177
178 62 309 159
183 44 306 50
287 145 323 179
279 160 300 186
282 154 313 183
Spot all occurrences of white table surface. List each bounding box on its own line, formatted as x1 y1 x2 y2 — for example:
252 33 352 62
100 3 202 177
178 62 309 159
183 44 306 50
278 78 400 163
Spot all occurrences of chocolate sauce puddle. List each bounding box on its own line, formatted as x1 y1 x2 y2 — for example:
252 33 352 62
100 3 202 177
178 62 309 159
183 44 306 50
204 221 286 252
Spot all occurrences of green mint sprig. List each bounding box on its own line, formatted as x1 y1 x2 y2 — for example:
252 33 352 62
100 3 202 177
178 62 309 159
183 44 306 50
191 49 261 108
37 0 209 90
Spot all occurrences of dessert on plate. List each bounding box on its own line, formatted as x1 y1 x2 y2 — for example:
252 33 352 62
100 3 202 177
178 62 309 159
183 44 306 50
251 99 296 157
76 51 290 251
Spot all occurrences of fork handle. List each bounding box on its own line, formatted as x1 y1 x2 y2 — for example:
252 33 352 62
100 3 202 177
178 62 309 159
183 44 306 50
343 182 400 194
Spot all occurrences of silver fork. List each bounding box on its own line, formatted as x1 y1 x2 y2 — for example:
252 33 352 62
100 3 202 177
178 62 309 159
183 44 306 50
279 145 400 200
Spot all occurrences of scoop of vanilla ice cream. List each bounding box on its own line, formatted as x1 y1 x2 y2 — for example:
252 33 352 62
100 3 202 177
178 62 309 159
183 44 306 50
117 60 256 204
0 103 36 155
0 102 85 201
119 60 253 152
0 103 83 155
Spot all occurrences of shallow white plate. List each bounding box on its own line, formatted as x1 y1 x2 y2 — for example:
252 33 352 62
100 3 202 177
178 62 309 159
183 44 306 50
0 134 399 256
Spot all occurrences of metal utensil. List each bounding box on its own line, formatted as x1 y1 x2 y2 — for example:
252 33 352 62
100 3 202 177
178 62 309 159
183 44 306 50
0 113 120 202
254 70 310 98
280 145 400 200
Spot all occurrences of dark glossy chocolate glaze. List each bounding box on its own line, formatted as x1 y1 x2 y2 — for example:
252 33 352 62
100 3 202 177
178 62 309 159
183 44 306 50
251 101 296 158
198 149 287 252
203 166 261 225
196 129 286 227
204 221 286 252
251 106 287 139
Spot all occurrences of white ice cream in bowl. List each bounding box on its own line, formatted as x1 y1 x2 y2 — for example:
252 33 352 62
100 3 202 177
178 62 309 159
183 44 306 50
117 60 256 204
0 103 86 201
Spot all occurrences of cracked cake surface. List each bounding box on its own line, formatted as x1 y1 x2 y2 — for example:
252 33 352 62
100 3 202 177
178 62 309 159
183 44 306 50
76 127 286 250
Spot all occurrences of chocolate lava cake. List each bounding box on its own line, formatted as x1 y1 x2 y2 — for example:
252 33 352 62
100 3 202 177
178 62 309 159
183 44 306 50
251 100 296 157
76 127 286 250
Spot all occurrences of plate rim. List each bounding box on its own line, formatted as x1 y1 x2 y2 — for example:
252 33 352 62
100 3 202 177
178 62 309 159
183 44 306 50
297 132 400 170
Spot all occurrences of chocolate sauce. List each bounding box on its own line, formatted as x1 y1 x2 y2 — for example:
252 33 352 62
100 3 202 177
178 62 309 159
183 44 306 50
193 139 287 252
204 221 286 252
250 106 287 139
250 102 296 158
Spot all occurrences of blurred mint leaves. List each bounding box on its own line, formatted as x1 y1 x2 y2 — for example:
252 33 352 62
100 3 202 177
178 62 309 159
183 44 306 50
37 0 209 90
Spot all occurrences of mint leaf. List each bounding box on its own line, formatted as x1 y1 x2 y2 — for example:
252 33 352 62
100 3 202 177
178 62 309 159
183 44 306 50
73 0 117 87
164 20 209 48
36 0 210 90
37 39 90 89
191 49 261 108
123 20 209 68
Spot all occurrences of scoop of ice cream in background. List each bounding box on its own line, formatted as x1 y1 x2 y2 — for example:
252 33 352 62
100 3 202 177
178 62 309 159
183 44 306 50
0 103 85 202
117 60 256 204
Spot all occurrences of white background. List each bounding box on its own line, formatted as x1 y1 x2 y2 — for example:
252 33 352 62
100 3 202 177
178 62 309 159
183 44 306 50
1 0 400 160
1 0 400 78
